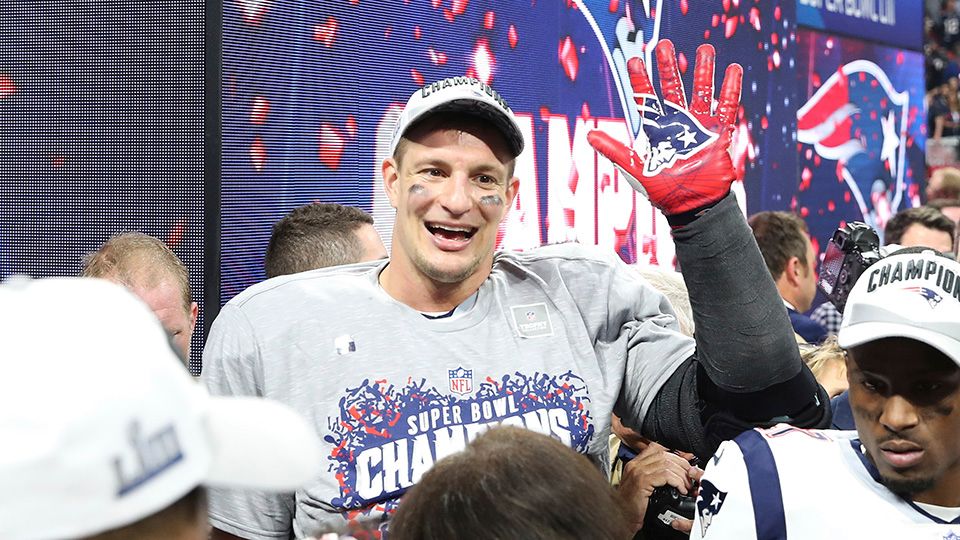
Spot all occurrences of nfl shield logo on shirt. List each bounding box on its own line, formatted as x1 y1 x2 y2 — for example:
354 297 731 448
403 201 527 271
448 366 473 395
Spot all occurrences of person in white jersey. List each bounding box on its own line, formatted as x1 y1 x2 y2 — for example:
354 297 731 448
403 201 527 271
203 40 830 539
691 248 960 539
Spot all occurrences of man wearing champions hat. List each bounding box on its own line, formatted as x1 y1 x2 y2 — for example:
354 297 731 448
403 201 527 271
690 248 960 539
203 41 829 538
0 277 321 540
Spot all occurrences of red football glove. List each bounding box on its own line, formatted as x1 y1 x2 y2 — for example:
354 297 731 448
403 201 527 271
588 39 743 216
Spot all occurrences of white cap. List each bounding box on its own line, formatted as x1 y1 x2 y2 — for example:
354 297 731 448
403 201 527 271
0 277 322 540
388 77 524 158
838 250 960 366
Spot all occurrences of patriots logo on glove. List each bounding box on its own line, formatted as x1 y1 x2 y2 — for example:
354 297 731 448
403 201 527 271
640 98 719 177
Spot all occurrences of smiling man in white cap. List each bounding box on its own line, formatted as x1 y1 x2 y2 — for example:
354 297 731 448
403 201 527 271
0 277 321 540
690 248 960 539
204 44 830 540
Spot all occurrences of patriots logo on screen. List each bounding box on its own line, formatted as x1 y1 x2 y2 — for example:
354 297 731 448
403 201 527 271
448 366 473 395
902 286 943 308
576 0 663 138
696 479 727 537
526 310 537 321
797 60 909 231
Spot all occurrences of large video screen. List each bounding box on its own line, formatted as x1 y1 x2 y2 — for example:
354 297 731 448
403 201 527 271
794 28 926 248
0 2 206 373
221 0 802 302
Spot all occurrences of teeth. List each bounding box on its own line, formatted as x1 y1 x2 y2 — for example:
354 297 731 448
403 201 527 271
430 224 472 233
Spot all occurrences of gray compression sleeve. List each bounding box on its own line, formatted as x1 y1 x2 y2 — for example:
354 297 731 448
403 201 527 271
640 193 828 458
672 192 801 391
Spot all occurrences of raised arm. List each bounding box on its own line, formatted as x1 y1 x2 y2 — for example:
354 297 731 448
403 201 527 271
591 40 829 458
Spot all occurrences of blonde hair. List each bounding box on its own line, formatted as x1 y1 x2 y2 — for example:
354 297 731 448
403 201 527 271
800 335 846 382
82 232 192 314
636 266 695 337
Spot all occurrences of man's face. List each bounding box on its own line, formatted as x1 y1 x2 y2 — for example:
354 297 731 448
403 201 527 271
354 223 388 262
133 281 198 361
899 223 954 254
847 338 960 504
797 235 819 312
383 121 518 285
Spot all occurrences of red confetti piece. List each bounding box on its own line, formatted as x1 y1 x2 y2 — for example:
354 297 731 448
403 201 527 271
251 136 266 171
827 200 836 212
678 51 688 74
410 68 424 85
774 6 781 20
680 0 688 15
800 167 812 191
609 0 619 12
472 38 495 84
725 15 738 38
761 116 768 129
451 0 468 15
704 29 711 39
313 18 338 47
508 24 519 48
749 7 761 31
251 96 269 125
319 124 345 170
431 0 440 7
0 74 15 98
722 0 730 12
166 220 186 248
237 0 269 25
413 26 421 40
483 10 495 29
345 116 357 138
558 36 579 81
896 51 904 65
800 207 809 218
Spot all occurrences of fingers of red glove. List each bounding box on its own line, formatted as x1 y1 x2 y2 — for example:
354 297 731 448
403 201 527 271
587 129 642 172
690 44 716 117
655 40 687 109
627 56 662 119
627 56 656 96
717 63 743 128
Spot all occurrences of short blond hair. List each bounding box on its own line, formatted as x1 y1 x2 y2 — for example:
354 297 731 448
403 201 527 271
800 335 845 381
82 232 192 314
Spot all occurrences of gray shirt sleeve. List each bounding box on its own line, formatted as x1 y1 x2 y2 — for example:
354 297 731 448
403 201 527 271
202 304 295 540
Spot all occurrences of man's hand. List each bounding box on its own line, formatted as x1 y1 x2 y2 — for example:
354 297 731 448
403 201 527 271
618 441 697 533
588 39 742 216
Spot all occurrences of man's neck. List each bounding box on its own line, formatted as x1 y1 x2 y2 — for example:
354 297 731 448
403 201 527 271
911 474 960 508
775 280 806 313
379 259 489 312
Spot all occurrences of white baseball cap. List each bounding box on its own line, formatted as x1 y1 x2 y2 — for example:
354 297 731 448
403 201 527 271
388 76 525 158
0 277 322 540
838 249 960 366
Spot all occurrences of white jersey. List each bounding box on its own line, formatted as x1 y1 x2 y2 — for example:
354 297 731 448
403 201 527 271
692 425 960 540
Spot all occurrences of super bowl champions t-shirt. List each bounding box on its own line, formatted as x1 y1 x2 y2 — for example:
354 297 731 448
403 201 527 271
202 243 694 539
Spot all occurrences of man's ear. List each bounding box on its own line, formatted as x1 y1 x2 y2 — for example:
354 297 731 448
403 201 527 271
785 256 803 287
188 301 199 333
382 157 400 209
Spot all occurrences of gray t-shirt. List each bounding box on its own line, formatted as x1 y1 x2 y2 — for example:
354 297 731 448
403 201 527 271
202 243 694 539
